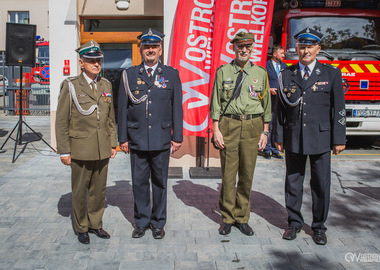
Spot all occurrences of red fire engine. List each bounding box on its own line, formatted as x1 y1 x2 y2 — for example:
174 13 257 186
23 41 49 85
272 0 380 136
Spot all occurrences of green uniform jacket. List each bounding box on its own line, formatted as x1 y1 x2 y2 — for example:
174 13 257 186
210 61 271 122
55 73 117 161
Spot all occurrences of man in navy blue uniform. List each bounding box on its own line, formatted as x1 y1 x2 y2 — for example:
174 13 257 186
274 28 346 245
118 28 183 239
262 44 287 159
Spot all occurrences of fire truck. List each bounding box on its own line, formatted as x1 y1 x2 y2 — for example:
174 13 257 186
271 0 380 136
23 41 49 85
23 41 50 105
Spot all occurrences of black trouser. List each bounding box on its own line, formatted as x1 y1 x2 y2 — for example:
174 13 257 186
130 149 170 229
285 151 331 231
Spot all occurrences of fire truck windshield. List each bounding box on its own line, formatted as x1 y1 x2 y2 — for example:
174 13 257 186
287 16 380 53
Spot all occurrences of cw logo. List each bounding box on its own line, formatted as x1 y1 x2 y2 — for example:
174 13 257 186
345 252 361 262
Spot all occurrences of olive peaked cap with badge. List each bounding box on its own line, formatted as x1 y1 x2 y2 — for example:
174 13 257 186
76 39 103 59
230 31 255 44
294 27 323 45
137 28 165 45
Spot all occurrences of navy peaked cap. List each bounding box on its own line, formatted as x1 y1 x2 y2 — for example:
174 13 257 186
294 27 323 45
137 28 165 45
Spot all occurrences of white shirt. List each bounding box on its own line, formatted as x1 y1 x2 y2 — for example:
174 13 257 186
82 72 98 90
144 62 158 76
299 60 317 78
271 60 281 76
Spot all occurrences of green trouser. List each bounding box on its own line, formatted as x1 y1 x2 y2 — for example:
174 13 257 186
71 158 109 233
219 116 263 224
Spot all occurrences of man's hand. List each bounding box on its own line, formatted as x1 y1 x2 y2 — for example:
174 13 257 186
275 142 284 153
120 142 129 154
60 155 71 166
213 130 225 149
333 144 345 155
270 88 277 95
171 141 182 154
111 148 117 158
258 133 268 151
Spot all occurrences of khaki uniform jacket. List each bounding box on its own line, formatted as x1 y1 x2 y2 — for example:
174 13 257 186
55 73 117 160
209 60 271 122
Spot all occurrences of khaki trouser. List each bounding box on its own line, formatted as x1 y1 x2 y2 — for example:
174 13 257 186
219 116 263 224
71 158 109 233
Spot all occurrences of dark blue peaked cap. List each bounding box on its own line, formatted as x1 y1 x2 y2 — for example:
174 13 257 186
137 28 165 45
294 27 323 45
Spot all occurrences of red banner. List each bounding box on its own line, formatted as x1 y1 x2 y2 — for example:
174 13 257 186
209 0 275 91
170 0 215 137
170 0 274 137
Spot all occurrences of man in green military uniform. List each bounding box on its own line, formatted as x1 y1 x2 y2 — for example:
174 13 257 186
210 32 271 236
56 40 117 244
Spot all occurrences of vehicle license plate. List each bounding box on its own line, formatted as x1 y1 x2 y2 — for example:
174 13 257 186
353 109 380 117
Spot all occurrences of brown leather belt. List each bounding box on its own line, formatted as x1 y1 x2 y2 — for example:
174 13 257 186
224 114 262 121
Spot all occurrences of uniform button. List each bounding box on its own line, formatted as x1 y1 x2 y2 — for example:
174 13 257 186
149 113 152 116
304 113 306 116
148 89 151 92
304 102 306 105
149 101 152 104
303 124 306 127
149 125 152 128
303 92 306 94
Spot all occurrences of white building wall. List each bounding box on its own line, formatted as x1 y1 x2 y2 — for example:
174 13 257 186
49 0 78 147
163 0 179 65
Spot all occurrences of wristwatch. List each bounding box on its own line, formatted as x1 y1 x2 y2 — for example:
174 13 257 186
262 131 269 137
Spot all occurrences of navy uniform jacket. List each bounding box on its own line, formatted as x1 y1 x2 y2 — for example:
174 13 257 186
266 59 287 112
118 62 183 151
273 60 346 155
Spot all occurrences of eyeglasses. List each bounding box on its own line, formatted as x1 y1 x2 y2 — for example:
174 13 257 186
236 44 253 50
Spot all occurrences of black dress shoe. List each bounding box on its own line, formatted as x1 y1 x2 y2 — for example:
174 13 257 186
88 228 110 239
132 227 147 238
263 152 271 159
282 227 301 240
312 230 327 245
152 228 165 239
219 223 233 235
272 152 283 159
77 232 90 244
235 223 254 236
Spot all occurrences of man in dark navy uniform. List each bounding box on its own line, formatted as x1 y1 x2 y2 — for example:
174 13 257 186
118 28 183 239
274 28 346 245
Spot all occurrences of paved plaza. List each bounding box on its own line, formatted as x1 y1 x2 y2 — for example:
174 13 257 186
0 114 380 269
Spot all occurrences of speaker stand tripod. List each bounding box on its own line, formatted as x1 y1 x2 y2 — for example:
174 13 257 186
0 65 56 163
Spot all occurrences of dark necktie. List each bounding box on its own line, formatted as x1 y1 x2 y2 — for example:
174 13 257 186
147 68 153 77
303 66 310 80
232 69 244 99
90 81 96 95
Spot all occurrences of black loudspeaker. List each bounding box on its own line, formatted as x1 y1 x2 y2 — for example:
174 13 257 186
6 23 36 67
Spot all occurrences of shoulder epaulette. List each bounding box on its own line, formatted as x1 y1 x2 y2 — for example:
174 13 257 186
217 64 227 71
100 77 111 83
164 65 177 71
255 65 267 72
65 76 77 82
323 63 337 69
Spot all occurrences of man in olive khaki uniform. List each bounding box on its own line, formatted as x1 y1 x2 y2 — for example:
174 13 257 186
56 40 117 244
210 32 271 236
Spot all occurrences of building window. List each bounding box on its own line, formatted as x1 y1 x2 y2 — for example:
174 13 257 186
9 11 29 24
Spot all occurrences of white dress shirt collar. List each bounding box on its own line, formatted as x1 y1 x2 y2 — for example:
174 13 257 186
299 60 317 76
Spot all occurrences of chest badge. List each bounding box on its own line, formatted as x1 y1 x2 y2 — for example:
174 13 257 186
135 90 139 95
312 84 318 91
